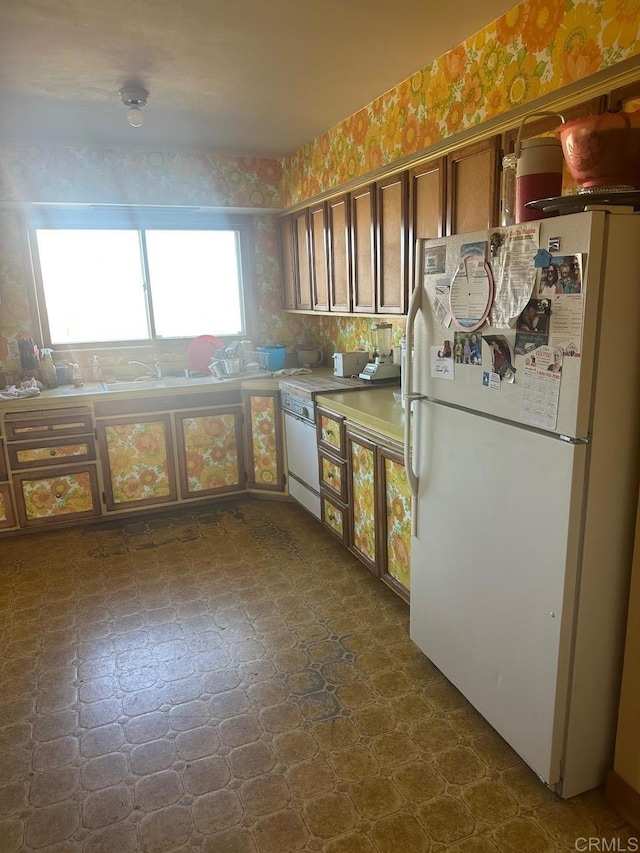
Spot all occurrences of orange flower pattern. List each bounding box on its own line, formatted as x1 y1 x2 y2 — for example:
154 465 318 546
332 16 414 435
16 443 89 464
22 472 94 519
351 440 376 563
282 0 640 205
182 414 240 493
323 498 344 538
105 421 171 504
0 491 8 522
250 396 278 485
384 457 411 590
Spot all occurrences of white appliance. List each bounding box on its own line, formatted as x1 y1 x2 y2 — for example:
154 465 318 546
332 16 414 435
281 392 321 519
333 351 370 378
404 209 640 798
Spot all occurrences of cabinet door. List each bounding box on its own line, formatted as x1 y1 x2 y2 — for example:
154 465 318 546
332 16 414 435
13 464 100 527
410 158 446 241
376 172 409 314
98 414 177 511
309 202 329 311
0 483 17 529
378 446 411 602
327 193 351 312
351 185 376 313
0 439 7 481
446 137 500 235
294 209 312 310
279 215 297 310
175 407 245 499
347 432 377 574
244 391 285 492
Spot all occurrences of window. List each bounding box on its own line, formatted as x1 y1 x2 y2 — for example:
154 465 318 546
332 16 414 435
29 207 254 349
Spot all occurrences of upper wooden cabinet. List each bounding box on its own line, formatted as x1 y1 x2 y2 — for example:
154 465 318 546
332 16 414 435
350 185 377 314
327 194 351 312
279 215 297 311
293 208 312 310
309 201 329 311
446 136 500 235
409 157 446 242
376 172 409 314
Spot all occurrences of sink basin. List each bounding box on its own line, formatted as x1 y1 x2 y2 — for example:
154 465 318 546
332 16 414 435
102 371 269 392
103 376 219 392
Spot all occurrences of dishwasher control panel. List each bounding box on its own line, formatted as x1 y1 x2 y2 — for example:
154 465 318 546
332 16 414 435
281 392 315 425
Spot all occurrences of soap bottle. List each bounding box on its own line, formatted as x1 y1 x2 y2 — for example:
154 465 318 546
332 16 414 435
40 348 58 389
91 356 103 382
70 363 84 388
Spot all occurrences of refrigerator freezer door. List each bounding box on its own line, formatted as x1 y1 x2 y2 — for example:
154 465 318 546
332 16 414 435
410 399 587 786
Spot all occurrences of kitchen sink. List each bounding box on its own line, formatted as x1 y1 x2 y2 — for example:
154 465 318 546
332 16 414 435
102 372 269 392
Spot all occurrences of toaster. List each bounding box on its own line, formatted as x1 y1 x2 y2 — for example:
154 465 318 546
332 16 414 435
333 351 370 378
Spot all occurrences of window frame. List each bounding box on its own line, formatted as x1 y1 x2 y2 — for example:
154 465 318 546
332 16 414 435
26 205 258 358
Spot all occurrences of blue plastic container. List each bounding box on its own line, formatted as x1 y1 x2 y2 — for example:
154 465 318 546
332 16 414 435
257 346 286 371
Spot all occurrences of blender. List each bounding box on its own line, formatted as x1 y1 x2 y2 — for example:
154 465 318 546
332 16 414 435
359 322 401 382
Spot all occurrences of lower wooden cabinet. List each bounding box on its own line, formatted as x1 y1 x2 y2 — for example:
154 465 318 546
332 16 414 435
0 482 17 529
321 494 348 544
98 414 177 511
347 432 378 574
378 445 411 601
13 464 101 527
175 407 245 499
243 391 285 492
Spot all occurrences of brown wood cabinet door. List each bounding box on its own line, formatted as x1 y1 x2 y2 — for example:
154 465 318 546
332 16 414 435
293 208 312 310
346 431 378 574
410 158 446 240
0 439 7 482
0 483 16 529
376 172 409 314
175 406 245 499
446 137 500 235
377 445 410 603
327 193 351 312
309 202 329 311
243 391 285 492
350 185 376 313
279 215 297 310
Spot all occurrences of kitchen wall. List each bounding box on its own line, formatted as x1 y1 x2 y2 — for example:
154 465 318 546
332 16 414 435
0 146 314 375
281 0 640 207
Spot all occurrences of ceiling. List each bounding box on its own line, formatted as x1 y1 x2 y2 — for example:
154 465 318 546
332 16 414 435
0 0 516 159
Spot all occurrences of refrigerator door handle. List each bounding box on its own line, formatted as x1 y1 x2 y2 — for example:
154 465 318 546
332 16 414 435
404 256 424 536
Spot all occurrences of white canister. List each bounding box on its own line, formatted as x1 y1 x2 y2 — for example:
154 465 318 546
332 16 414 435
515 136 564 223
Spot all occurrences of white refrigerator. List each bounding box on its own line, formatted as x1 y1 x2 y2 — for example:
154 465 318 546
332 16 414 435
404 209 640 798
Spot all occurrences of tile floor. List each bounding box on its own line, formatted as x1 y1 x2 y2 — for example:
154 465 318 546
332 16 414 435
0 498 633 853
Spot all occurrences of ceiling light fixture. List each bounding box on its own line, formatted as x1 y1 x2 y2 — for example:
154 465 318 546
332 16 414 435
119 86 148 127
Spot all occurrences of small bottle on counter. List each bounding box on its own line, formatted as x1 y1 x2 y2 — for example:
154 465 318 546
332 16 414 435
39 348 58 389
91 356 103 382
70 363 84 387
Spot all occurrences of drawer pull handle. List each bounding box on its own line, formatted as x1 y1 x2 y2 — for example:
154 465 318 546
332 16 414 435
327 472 334 479
55 493 62 499
50 450 57 456
326 429 333 436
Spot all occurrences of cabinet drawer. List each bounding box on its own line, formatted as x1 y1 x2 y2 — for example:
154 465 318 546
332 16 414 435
321 494 348 545
8 435 96 470
319 451 347 502
0 483 17 529
317 409 346 457
13 464 100 527
5 407 93 441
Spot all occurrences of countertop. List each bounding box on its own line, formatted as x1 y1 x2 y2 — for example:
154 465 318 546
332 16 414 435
315 386 405 444
278 368 367 400
0 373 280 413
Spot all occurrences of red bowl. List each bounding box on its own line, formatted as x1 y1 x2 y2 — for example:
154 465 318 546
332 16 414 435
556 111 640 189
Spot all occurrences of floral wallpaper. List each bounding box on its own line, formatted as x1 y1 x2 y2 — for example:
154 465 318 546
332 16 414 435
248 396 279 487
350 439 376 563
105 420 172 504
282 0 640 206
384 457 411 590
181 413 240 493
21 471 94 519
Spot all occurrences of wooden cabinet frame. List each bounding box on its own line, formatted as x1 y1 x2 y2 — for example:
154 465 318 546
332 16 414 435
97 413 177 511
8 434 96 470
376 172 409 314
377 444 410 603
309 201 330 311
243 390 286 492
12 463 101 528
175 406 245 499
346 430 378 575
327 193 352 312
446 137 500 235
279 215 298 310
293 208 312 310
0 439 7 482
0 483 17 529
350 185 377 313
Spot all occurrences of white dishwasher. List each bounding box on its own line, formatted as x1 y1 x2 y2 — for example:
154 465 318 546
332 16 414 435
281 392 321 519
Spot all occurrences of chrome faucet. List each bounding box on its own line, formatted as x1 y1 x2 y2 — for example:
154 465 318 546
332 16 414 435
129 360 162 378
